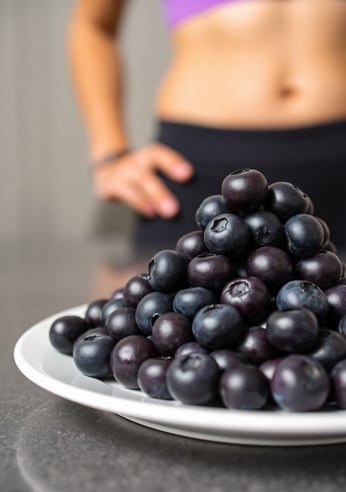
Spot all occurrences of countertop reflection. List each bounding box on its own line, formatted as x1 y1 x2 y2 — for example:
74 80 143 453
2 238 346 492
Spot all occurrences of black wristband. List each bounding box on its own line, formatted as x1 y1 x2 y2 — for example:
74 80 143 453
91 149 130 169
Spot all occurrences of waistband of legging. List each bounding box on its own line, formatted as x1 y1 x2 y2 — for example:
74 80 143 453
155 117 346 139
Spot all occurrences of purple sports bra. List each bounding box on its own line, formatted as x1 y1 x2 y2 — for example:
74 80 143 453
161 0 237 29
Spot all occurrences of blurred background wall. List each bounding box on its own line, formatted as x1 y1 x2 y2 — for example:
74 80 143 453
0 0 170 242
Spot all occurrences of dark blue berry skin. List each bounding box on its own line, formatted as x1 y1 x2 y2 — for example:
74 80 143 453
220 277 271 322
49 316 90 355
101 298 126 325
247 246 292 293
325 284 346 323
221 169 268 213
123 274 153 308
148 250 187 293
137 358 173 400
192 304 244 350
337 315 346 337
266 308 319 354
151 312 193 356
315 217 330 247
204 213 249 258
135 292 173 336
284 214 324 258
271 355 330 411
110 335 158 389
187 253 235 291
295 251 343 290
106 307 141 342
308 329 346 372
259 358 283 381
176 230 207 261
166 353 221 405
111 288 125 301
173 287 217 319
276 280 329 321
195 194 237 229
244 210 284 247
210 349 245 371
236 326 279 365
330 359 346 409
264 182 309 221
220 365 269 410
174 341 209 359
75 327 108 346
85 299 108 327
73 332 115 378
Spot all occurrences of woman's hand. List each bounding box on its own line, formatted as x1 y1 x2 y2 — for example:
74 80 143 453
92 143 194 218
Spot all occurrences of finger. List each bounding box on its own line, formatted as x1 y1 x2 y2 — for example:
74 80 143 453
116 182 158 218
140 172 180 218
149 144 194 182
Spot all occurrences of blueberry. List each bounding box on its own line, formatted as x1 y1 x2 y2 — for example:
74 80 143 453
106 307 141 342
187 253 235 291
284 214 324 258
325 284 346 323
73 331 115 378
85 299 108 327
49 315 89 355
137 358 173 400
135 292 173 336
176 230 207 260
307 329 346 372
209 349 245 371
220 364 269 410
174 341 209 359
264 182 309 221
101 298 125 325
222 169 268 213
330 359 346 409
173 287 217 319
337 315 346 337
266 308 319 353
195 194 237 229
236 326 279 364
110 335 158 389
204 213 249 258
271 355 330 411
247 246 292 293
192 304 244 350
111 288 125 301
220 276 271 322
166 353 220 405
123 273 153 308
244 210 284 247
259 358 283 381
276 280 329 321
148 250 187 293
151 312 193 356
295 251 343 290
315 217 330 246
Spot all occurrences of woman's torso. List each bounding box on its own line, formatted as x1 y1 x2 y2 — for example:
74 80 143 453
156 0 346 127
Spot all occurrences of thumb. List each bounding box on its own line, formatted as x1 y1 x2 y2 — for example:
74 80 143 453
150 144 194 182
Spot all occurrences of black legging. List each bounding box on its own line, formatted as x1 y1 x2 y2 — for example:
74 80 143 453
133 119 346 252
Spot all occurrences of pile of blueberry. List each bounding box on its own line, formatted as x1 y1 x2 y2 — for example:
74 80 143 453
49 169 346 412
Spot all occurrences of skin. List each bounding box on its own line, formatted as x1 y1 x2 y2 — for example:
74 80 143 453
69 0 346 218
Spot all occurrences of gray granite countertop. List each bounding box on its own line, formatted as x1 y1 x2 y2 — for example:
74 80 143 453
2 239 346 492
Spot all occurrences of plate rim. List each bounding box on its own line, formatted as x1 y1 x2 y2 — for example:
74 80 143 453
13 304 346 442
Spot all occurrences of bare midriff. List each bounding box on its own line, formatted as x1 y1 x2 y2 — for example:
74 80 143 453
156 0 346 128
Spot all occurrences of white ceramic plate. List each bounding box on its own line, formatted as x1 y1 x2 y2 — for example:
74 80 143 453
14 305 346 446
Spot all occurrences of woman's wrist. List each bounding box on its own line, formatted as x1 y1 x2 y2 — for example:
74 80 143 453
90 148 130 171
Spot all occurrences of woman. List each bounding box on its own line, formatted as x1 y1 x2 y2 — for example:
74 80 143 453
69 0 346 250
